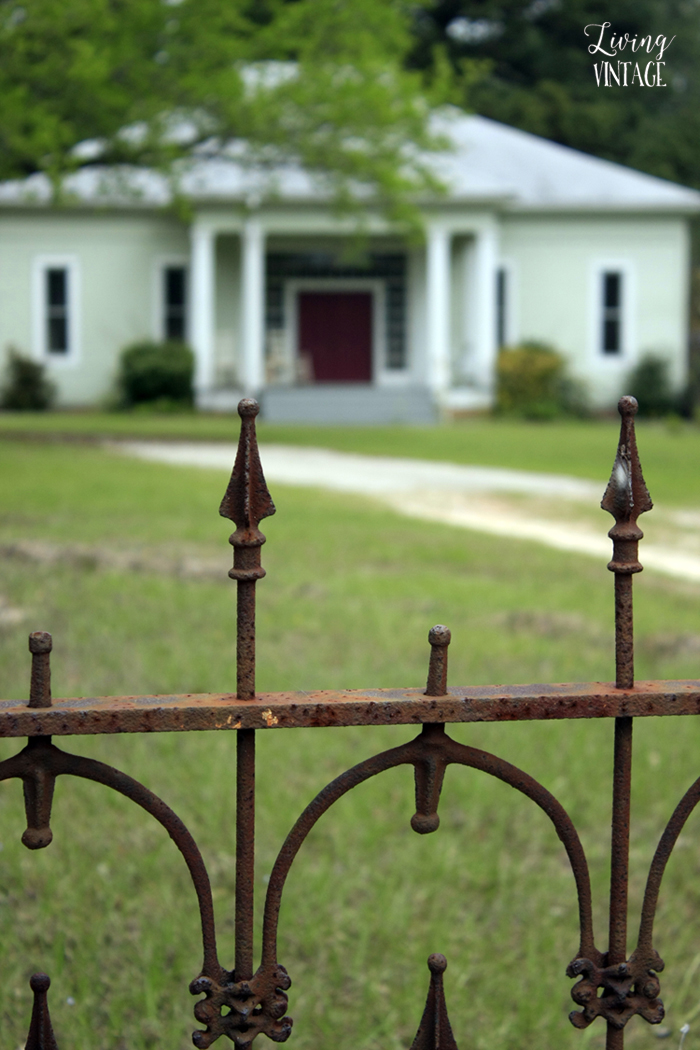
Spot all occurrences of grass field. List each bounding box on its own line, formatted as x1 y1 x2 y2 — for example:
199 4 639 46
1 425 700 1050
2 407 700 505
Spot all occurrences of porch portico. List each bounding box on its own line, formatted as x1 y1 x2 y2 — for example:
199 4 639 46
187 210 499 421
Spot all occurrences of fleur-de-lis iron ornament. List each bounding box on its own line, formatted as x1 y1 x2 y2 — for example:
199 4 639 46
4 393 700 1050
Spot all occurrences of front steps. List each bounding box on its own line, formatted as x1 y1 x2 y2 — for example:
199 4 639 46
260 384 437 424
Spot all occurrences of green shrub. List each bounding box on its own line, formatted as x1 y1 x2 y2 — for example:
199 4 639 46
0 348 55 410
496 341 587 420
626 354 676 417
117 340 195 407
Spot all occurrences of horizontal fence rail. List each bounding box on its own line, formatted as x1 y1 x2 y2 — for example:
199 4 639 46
0 394 696 1050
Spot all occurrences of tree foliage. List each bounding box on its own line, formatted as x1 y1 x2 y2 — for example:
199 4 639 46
0 0 442 219
7 0 698 217
408 0 700 189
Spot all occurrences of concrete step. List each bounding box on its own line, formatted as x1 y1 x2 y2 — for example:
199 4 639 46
260 384 437 425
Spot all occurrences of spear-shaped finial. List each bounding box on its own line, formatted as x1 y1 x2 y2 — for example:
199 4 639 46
602 398 652 983
601 396 652 689
220 399 275 700
601 396 652 555
220 400 274 983
410 954 459 1050
24 973 59 1050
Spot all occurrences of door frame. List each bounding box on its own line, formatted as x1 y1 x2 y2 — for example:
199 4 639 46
283 278 388 385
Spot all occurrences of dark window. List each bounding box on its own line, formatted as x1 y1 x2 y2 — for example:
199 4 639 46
385 278 406 369
496 267 507 347
602 272 622 354
164 267 187 341
46 268 69 353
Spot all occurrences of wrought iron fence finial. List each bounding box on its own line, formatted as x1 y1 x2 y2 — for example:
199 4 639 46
601 395 652 690
220 398 276 699
601 396 652 541
425 625 451 697
28 632 52 709
410 954 459 1050
219 399 276 535
24 972 59 1050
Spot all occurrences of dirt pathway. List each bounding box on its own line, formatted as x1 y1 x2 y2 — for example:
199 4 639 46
112 441 700 584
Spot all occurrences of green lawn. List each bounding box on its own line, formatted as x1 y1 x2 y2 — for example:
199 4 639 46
1 407 700 505
1 436 700 1050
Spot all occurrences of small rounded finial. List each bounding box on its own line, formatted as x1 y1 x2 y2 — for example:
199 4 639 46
28 632 52 654
428 625 451 648
22 827 53 850
238 398 260 419
411 812 440 834
618 396 638 417
29 973 51 993
427 953 447 975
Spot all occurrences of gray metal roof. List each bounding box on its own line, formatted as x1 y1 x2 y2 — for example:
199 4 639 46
434 112 700 211
1 111 698 213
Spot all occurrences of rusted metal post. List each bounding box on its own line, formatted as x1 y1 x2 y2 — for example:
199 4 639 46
235 728 255 980
425 625 451 697
28 632 52 709
601 396 652 1048
607 710 633 965
220 398 276 983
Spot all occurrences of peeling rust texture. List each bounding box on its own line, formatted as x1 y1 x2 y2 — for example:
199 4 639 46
2 681 700 736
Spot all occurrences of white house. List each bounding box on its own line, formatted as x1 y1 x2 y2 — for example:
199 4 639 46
1 111 698 421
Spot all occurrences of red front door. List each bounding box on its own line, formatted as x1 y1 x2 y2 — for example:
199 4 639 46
298 291 372 382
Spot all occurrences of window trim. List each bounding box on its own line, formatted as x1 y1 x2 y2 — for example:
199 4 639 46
591 260 635 363
152 255 189 343
32 254 81 364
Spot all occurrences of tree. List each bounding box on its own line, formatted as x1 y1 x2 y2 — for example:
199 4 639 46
0 0 443 222
407 0 700 190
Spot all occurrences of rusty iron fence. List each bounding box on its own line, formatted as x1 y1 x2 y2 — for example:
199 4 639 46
1 395 699 1050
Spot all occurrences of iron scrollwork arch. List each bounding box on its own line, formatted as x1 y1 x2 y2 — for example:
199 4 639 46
258 723 596 969
172 719 602 1048
0 735 294 1048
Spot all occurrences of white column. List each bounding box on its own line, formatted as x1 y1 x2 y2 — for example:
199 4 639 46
425 223 451 396
240 218 266 394
189 222 216 395
471 221 499 394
